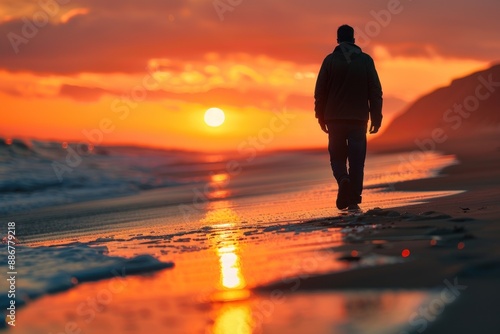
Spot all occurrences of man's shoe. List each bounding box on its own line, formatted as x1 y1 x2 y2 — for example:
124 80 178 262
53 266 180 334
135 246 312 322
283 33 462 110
336 178 352 210
347 204 360 211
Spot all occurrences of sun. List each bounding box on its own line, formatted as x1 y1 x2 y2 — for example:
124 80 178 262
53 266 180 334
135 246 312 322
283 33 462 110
204 107 225 127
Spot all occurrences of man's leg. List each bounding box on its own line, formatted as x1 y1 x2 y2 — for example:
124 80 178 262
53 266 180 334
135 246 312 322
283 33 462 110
328 122 355 209
347 123 367 204
327 122 348 184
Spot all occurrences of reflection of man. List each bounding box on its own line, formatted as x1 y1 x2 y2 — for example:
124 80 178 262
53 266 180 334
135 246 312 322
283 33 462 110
314 24 383 210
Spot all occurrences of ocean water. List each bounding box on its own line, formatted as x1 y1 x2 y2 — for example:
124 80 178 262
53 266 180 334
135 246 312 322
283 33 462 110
0 138 463 333
0 137 458 216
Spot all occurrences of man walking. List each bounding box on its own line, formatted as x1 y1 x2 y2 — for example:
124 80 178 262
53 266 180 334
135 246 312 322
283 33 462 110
314 24 383 210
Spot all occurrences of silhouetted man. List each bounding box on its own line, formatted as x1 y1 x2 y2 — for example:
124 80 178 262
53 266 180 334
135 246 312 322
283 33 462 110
314 24 383 210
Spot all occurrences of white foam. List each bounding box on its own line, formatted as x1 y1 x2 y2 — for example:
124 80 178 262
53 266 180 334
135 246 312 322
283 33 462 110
0 242 173 308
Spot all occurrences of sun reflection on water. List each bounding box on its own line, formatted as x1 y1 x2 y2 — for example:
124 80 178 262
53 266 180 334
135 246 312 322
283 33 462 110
218 244 245 289
207 172 232 199
212 303 253 334
203 201 248 296
203 201 253 333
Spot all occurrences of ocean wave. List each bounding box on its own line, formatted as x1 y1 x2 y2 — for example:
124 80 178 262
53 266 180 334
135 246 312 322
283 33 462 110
0 138 188 215
0 242 173 311
1 137 458 216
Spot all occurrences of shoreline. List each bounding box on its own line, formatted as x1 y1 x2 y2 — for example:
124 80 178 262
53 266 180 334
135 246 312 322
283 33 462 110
254 139 500 333
387 141 500 333
4 143 499 333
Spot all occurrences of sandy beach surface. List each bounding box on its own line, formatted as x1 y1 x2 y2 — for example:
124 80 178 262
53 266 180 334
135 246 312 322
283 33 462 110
384 138 500 334
1 136 499 334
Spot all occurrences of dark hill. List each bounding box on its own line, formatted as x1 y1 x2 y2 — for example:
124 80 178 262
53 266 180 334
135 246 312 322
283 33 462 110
371 64 500 153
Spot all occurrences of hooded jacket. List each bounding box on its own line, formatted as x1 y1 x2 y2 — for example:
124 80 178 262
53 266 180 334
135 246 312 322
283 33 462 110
314 42 383 127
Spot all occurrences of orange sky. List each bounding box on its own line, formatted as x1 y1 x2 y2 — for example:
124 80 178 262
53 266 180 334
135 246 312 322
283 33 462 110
0 0 498 151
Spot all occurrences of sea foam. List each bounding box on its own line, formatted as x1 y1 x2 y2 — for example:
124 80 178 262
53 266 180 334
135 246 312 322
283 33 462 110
0 242 173 309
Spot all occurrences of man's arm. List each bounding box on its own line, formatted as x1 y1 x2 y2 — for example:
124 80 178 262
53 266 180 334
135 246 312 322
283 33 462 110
367 56 383 133
314 56 331 133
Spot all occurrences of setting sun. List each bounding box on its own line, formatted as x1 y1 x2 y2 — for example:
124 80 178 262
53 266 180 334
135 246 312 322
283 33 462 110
204 108 225 127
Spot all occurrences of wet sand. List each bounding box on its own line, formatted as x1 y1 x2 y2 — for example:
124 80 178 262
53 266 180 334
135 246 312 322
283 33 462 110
4 138 500 333
390 139 500 333
256 137 500 333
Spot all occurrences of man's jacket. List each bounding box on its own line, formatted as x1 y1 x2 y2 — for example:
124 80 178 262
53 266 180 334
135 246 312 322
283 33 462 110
314 42 383 127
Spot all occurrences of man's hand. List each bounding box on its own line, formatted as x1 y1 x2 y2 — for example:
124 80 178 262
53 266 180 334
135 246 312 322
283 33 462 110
318 119 328 133
369 123 380 134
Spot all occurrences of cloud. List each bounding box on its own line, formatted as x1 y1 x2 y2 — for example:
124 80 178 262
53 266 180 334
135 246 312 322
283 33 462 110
56 83 291 111
0 0 498 76
60 8 90 24
59 84 109 101
0 0 187 73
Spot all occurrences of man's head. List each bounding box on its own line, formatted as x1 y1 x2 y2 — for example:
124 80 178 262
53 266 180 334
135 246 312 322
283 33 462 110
337 24 355 44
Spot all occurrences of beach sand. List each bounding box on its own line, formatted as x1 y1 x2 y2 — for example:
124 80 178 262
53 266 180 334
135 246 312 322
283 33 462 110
2 137 500 333
386 138 500 333
258 136 500 333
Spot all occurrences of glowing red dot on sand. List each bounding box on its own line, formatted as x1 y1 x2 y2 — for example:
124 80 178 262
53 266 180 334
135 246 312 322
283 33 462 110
402 249 410 258
430 239 437 246
457 242 465 250
351 250 359 257
62 142 68 149
6 138 12 145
